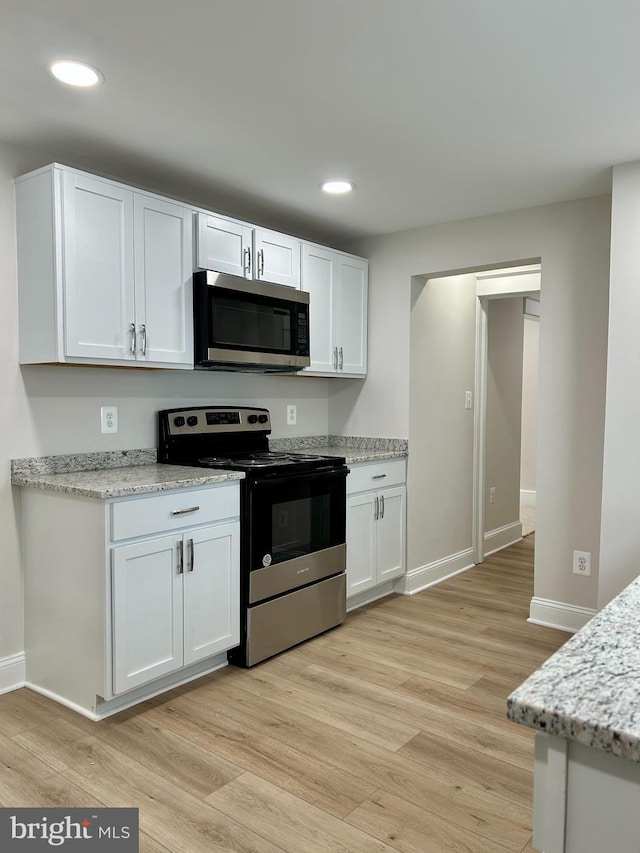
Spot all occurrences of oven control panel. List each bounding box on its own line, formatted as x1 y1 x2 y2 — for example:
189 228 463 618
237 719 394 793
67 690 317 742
161 406 271 436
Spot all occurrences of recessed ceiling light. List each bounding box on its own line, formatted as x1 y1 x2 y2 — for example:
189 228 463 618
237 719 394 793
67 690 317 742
47 59 104 88
320 180 355 195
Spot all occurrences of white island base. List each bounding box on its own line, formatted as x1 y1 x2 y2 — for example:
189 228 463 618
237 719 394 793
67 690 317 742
534 732 640 853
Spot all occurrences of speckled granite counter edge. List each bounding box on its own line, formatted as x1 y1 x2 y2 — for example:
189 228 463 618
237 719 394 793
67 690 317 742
507 575 640 762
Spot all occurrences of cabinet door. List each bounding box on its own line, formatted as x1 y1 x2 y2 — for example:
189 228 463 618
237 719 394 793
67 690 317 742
197 213 253 277
183 522 240 665
254 227 300 288
301 244 337 374
376 486 406 583
346 492 377 597
134 195 193 366
62 172 135 360
112 534 183 695
337 255 368 375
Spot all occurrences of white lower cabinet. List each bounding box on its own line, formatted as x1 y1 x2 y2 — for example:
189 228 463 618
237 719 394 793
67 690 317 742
346 459 406 603
111 520 239 695
20 481 239 719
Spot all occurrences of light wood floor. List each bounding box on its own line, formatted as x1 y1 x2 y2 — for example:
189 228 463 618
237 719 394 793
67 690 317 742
0 534 566 852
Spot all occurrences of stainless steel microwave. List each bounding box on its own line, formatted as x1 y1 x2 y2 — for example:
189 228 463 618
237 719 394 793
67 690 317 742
193 270 310 372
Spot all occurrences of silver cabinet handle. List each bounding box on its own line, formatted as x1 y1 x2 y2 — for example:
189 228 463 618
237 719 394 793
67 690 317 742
129 322 136 354
170 506 200 516
339 346 343 370
139 324 147 356
372 474 387 480
333 347 338 370
178 539 184 575
188 537 194 572
243 247 251 276
380 494 385 518
375 495 379 520
259 248 265 276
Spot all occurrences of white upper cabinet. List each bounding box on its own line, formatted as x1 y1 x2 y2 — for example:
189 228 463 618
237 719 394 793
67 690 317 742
134 194 193 366
62 172 135 361
196 213 253 278
253 227 300 288
15 164 194 369
338 255 368 375
301 244 368 377
301 244 337 373
196 213 301 288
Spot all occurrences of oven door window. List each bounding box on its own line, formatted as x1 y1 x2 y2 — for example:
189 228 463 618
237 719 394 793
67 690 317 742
210 289 294 353
249 470 346 571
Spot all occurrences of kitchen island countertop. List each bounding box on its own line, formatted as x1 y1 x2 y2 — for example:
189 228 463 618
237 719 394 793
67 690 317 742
507 574 640 762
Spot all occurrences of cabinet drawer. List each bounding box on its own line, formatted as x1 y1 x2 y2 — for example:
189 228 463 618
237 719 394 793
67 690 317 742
347 459 406 495
110 485 239 541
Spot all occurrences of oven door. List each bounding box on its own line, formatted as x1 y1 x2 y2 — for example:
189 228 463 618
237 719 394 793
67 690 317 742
247 467 347 603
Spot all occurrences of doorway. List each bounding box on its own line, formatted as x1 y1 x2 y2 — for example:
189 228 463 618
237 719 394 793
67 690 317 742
407 262 540 589
473 267 541 564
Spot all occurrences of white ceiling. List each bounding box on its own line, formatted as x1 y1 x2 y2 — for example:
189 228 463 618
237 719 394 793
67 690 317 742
1 0 638 243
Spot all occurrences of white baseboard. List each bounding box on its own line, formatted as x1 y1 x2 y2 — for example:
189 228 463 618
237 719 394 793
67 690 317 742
528 597 596 633
395 547 475 595
484 521 523 556
0 652 26 695
347 580 397 611
520 489 537 508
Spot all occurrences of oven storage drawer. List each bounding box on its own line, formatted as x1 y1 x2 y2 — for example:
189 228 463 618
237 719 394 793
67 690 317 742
346 458 406 495
110 484 240 541
246 572 346 666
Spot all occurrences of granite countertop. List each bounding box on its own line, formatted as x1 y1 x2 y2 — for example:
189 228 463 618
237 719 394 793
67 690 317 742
507 575 640 762
270 436 408 465
11 435 407 500
11 454 244 500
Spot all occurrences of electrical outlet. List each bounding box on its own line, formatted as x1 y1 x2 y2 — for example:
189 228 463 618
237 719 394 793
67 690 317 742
100 406 118 434
286 404 297 426
465 390 473 410
489 486 496 504
573 550 591 576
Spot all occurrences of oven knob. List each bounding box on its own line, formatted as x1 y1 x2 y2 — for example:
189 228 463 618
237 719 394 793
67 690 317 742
258 414 268 424
173 416 185 427
187 416 198 427
247 414 258 424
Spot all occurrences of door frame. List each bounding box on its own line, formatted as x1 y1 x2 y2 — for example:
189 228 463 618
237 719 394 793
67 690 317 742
472 279 541 565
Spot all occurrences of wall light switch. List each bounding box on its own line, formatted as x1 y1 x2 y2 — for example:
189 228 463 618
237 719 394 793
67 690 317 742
465 391 473 410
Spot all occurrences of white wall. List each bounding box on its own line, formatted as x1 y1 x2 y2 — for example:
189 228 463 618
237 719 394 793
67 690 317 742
0 142 331 663
485 297 524 533
407 274 477 571
341 195 610 611
521 314 540 495
599 161 640 607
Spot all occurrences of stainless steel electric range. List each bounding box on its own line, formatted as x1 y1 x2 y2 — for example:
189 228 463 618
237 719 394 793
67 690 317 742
158 406 348 666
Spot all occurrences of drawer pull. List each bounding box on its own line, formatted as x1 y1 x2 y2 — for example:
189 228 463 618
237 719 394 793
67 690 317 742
372 474 387 480
170 506 200 516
